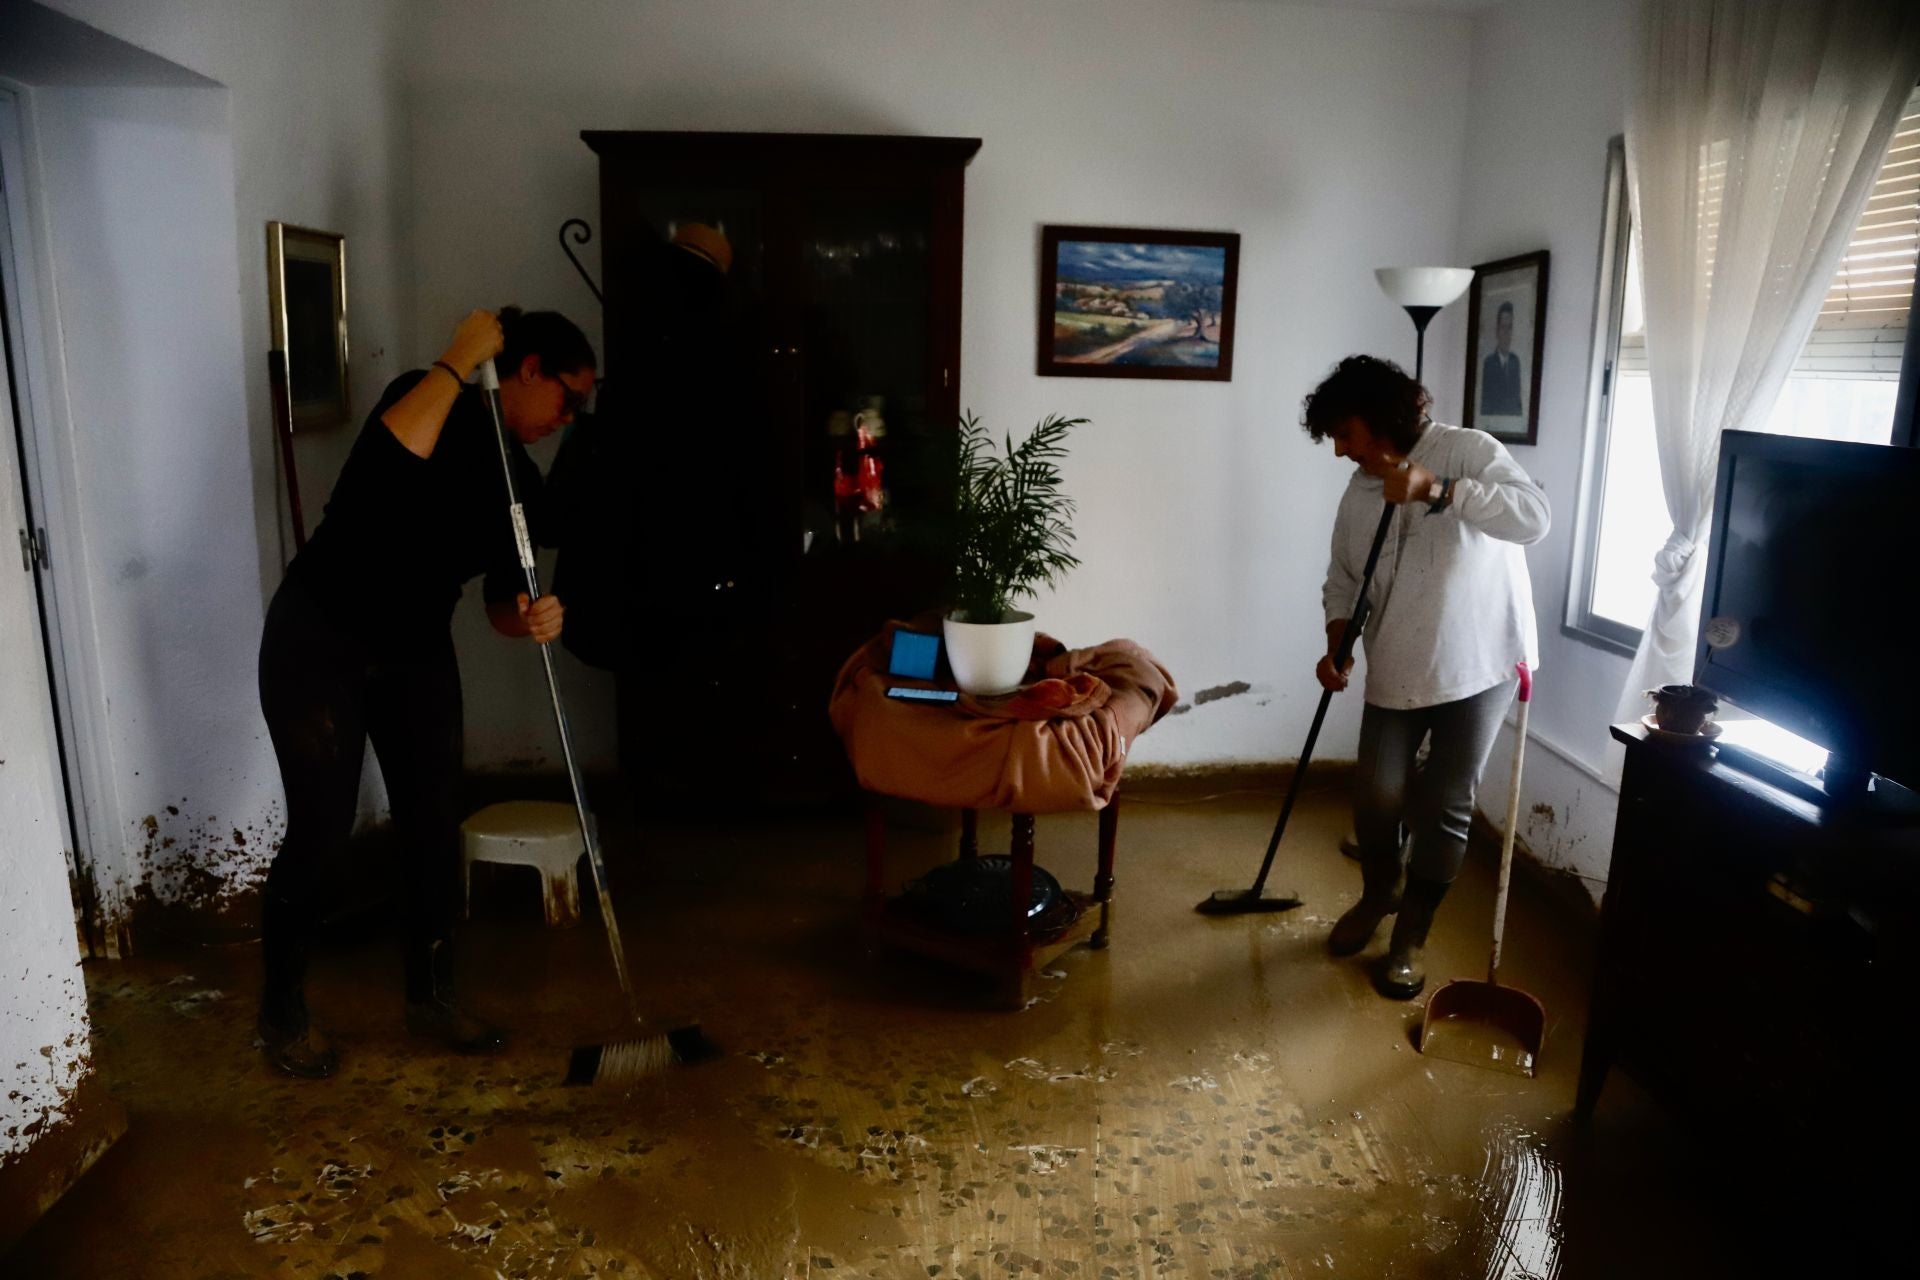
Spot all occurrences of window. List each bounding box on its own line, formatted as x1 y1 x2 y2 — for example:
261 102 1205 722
1568 89 1920 653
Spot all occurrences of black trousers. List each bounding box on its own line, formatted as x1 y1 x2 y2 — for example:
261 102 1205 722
257 577 463 1023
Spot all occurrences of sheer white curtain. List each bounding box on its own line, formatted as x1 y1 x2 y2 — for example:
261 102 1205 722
1614 0 1920 733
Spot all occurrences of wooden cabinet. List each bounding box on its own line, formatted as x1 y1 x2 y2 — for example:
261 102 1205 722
582 131 980 802
1581 725 1918 1243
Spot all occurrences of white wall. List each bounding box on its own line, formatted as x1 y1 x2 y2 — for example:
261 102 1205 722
0 328 89 1165
10 0 413 930
25 80 281 925
41 0 415 579
407 0 1478 771
1451 0 1642 897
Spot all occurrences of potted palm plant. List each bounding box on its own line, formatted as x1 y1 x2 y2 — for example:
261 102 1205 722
942 411 1085 695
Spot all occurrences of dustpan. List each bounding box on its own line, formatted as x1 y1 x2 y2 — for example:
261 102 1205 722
1421 662 1546 1078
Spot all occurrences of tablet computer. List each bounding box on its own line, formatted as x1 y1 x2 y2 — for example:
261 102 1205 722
887 629 943 681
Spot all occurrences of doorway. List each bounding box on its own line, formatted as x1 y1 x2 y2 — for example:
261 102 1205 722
0 84 98 956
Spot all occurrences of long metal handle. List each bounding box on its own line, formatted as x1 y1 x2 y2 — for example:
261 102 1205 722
1246 501 1395 896
476 360 642 1024
1488 663 1531 986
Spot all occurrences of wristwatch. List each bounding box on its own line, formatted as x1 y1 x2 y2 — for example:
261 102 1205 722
1426 476 1455 514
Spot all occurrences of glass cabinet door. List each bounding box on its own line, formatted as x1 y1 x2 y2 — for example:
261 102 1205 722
796 186 937 568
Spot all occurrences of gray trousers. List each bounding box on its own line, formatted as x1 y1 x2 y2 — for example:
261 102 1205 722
1353 679 1514 885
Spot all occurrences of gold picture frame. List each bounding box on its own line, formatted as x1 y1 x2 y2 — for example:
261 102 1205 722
266 222 348 430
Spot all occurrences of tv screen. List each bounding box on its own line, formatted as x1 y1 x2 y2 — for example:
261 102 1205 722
1696 430 1920 790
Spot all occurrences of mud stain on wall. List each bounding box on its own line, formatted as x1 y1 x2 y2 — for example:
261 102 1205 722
1193 681 1253 707
0 972 91 1164
117 803 285 943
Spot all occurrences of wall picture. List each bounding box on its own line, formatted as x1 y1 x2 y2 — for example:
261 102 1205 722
1462 250 1548 446
1038 225 1239 381
267 222 349 430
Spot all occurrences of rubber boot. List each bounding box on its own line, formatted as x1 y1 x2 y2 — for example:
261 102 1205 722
258 895 338 1079
257 1000 339 1080
404 938 506 1054
1375 875 1449 1000
1327 841 1406 956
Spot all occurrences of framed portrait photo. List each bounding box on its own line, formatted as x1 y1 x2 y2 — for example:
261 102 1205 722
1462 250 1548 446
1038 225 1239 381
267 222 349 430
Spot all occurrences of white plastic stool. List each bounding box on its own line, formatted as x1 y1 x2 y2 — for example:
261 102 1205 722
460 801 595 928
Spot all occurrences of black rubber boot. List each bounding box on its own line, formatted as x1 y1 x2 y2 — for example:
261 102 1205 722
258 1005 340 1079
258 894 338 1078
404 938 506 1055
1328 841 1406 956
1376 875 1449 1000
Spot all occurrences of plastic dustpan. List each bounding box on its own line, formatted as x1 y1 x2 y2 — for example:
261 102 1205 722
1421 978 1546 1077
1420 662 1546 1079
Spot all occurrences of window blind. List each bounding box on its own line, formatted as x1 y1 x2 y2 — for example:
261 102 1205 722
1618 85 1919 379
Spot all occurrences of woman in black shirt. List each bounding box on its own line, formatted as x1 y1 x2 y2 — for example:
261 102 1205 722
257 307 596 1078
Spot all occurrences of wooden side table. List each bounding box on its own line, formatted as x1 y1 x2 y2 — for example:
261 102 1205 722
864 797 1120 1008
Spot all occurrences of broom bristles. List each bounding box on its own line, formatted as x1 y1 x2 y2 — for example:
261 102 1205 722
565 1023 722 1086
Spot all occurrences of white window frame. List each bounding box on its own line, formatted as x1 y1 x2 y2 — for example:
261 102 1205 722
1565 137 1642 657
1568 110 1920 654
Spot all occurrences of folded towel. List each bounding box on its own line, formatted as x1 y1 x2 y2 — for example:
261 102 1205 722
828 622 1178 812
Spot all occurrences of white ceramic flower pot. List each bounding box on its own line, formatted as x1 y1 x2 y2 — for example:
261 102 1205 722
942 610 1037 696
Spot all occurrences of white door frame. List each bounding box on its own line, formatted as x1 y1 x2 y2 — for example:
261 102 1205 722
0 81 129 957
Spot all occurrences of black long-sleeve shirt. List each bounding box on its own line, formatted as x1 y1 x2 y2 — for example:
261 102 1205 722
287 371 541 649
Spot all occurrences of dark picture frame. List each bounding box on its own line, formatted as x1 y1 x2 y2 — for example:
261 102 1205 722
1037 225 1239 381
1462 249 1549 446
267 222 349 431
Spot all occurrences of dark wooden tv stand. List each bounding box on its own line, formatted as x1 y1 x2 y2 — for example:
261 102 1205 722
1580 725 1919 1174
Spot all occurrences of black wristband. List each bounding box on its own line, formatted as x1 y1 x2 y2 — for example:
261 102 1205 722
1426 476 1455 514
433 360 466 387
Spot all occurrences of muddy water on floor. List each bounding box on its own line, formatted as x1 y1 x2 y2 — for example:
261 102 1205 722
8 787 1734 1277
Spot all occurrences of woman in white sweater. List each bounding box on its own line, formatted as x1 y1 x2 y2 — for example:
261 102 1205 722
1304 355 1549 999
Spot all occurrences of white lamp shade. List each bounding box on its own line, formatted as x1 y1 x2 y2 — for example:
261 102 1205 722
1374 267 1474 308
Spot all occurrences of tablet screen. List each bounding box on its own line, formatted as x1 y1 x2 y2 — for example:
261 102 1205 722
888 630 941 681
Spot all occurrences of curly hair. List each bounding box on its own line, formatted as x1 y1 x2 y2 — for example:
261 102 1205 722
1300 354 1431 454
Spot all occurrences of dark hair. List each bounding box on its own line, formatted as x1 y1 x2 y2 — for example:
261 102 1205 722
1496 301 1515 323
1300 354 1430 453
497 306 596 378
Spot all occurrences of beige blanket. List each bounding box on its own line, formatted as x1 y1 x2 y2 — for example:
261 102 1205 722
828 623 1178 813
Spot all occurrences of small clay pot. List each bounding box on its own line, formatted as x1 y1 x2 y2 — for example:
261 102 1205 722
1646 684 1718 735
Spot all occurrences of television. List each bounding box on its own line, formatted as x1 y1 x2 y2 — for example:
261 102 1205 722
1695 429 1920 794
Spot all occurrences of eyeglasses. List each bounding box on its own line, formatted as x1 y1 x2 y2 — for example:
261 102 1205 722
551 373 596 419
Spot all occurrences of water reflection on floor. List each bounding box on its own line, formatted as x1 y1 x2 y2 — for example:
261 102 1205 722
11 779 1754 1277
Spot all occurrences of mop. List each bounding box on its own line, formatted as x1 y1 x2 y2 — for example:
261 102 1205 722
475 358 720 1084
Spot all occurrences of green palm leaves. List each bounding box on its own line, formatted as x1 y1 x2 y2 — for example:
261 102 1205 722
949 412 1085 622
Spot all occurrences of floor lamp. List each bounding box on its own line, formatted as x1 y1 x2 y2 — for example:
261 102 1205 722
1374 267 1474 383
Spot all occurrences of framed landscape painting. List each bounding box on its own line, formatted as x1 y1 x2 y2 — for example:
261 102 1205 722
1038 225 1239 381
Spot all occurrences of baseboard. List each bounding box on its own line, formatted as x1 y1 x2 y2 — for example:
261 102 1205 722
0 1072 127 1254
1120 759 1355 796
1467 809 1599 924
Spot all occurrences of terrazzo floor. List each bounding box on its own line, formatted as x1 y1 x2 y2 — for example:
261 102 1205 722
9 776 1762 1277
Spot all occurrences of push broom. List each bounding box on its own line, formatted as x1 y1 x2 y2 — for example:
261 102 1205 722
476 358 719 1084
1196 493 1397 915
